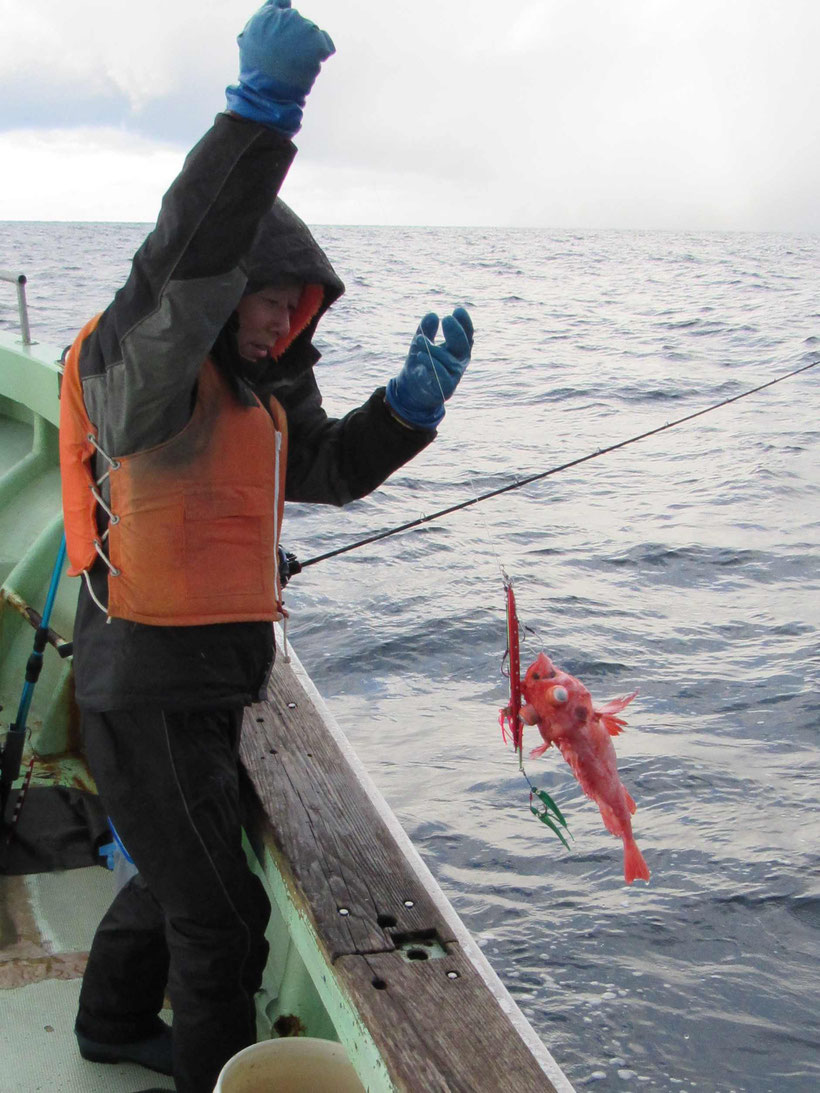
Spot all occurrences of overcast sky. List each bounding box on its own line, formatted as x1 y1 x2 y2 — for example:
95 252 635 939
1 0 818 229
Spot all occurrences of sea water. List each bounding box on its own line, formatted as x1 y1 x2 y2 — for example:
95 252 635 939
1 221 818 1092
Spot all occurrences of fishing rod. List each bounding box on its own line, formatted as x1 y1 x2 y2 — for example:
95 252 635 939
297 357 818 571
0 535 69 829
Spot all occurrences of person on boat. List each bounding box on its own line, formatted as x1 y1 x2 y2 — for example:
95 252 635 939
58 3 473 1091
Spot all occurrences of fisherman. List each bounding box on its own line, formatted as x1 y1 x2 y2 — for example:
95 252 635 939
58 2 472 1091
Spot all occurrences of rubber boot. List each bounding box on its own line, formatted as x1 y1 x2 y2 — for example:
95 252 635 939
76 1021 173 1076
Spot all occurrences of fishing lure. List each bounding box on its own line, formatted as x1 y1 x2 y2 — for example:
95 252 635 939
499 575 571 849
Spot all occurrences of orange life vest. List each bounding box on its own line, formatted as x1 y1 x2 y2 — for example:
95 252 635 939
59 321 288 626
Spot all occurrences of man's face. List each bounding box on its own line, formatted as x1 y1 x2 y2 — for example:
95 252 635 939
236 283 303 362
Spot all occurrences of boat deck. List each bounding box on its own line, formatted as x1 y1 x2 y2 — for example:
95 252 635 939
1 863 174 1091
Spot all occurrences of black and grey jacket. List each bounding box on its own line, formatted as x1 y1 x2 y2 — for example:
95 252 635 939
70 113 433 712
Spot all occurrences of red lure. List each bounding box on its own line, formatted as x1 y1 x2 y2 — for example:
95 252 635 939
498 577 571 847
498 576 524 755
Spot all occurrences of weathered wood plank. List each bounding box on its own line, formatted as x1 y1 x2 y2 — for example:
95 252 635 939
334 947 561 1093
241 662 458 961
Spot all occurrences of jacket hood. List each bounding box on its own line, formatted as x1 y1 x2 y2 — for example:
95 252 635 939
241 198 344 380
212 198 344 389
244 198 344 306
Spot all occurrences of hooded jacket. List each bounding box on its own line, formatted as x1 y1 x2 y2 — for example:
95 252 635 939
66 113 432 711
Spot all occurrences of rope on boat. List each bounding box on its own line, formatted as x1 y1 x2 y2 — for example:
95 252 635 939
299 358 818 570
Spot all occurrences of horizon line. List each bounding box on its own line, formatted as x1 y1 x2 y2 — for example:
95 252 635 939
1 219 818 237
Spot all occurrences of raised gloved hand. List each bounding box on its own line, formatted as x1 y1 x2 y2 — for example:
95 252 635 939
225 0 335 136
385 307 473 430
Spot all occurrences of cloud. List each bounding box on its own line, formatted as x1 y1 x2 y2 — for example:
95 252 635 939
1 0 819 228
0 0 238 139
0 128 183 221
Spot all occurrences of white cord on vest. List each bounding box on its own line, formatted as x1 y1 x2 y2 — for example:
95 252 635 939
82 569 110 616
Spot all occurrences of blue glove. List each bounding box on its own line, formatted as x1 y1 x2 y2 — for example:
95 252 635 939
225 0 335 136
385 307 473 430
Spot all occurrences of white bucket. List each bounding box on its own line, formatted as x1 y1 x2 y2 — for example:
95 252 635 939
213 1036 365 1093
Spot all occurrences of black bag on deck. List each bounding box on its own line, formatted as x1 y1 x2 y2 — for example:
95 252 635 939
0 786 109 875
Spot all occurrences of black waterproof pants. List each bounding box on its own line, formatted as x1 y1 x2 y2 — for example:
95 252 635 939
76 707 271 1093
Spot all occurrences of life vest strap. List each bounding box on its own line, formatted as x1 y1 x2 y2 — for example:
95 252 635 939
86 432 121 470
83 432 122 614
89 485 120 525
93 539 120 577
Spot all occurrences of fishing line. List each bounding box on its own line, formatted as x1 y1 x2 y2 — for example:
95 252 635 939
417 322 507 580
300 357 817 570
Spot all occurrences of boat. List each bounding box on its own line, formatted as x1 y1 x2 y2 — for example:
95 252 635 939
0 270 575 1091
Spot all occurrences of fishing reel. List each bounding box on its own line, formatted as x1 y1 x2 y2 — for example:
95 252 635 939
277 546 302 588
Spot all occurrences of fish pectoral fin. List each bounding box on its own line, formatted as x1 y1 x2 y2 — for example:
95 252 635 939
596 690 639 716
596 691 639 735
520 703 539 726
600 713 627 736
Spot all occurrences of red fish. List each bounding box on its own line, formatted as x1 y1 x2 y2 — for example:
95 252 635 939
521 653 649 885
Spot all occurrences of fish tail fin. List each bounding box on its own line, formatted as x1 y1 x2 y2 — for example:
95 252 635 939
623 837 650 885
